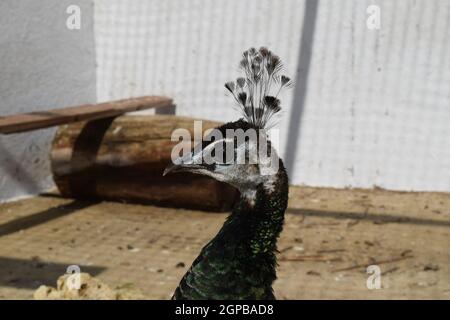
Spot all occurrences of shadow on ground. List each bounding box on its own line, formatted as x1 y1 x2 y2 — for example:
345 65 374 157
287 208 450 228
0 199 97 237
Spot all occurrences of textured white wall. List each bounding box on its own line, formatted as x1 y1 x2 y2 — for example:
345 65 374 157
95 0 450 192
0 0 96 202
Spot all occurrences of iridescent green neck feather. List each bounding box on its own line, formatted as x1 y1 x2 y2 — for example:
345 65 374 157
172 160 288 300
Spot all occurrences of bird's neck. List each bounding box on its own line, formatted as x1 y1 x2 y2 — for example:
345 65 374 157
220 163 289 257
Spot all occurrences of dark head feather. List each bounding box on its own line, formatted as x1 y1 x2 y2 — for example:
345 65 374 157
236 77 246 88
281 75 292 88
238 92 247 106
264 96 281 113
259 46 270 57
239 58 249 70
225 47 291 128
225 81 235 94
264 95 278 107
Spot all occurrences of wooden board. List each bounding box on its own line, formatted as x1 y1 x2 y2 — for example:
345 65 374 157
0 96 173 134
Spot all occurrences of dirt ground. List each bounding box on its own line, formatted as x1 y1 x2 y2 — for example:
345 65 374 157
0 186 448 299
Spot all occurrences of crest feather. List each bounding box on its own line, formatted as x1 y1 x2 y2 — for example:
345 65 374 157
225 47 292 128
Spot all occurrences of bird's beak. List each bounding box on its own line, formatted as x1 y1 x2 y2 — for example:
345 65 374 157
163 162 205 176
163 162 179 176
163 151 204 176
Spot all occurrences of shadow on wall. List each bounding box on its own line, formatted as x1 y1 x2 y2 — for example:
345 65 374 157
0 0 96 202
284 0 319 176
0 140 43 196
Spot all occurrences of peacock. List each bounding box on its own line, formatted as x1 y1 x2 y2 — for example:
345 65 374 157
164 47 292 300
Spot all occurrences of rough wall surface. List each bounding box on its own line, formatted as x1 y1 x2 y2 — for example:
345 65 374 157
1 0 448 203
0 0 96 202
95 0 450 192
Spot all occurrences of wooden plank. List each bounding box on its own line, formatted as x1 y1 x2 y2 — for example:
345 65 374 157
0 96 173 134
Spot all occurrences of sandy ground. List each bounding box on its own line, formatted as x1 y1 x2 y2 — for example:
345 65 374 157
0 186 448 299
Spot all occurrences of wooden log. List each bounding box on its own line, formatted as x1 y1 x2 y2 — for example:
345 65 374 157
0 96 173 134
50 115 239 212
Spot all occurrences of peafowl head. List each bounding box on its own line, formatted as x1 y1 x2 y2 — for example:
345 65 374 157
164 47 291 201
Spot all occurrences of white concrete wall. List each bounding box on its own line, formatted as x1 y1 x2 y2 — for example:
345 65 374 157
1 0 448 202
95 0 450 192
0 0 96 202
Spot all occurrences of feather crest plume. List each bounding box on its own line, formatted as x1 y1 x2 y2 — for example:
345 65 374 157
225 47 292 128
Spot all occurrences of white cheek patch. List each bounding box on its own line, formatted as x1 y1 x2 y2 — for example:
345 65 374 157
202 138 235 165
235 140 265 166
235 142 259 165
175 148 202 166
